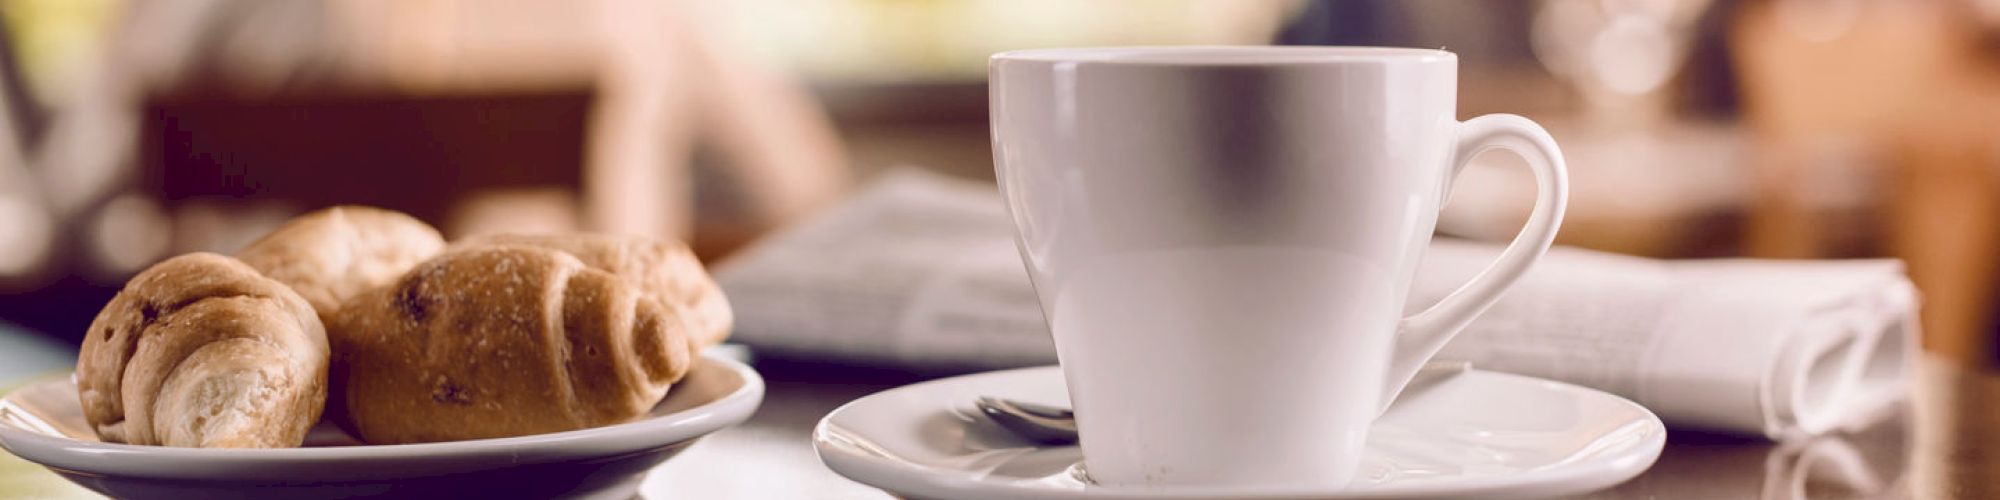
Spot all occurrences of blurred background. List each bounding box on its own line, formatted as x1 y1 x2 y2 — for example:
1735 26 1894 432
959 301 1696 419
6 0 2000 364
6 0 2000 497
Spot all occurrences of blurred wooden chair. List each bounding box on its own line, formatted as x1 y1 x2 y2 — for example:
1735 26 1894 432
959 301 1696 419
52 0 848 264
1733 0 2000 364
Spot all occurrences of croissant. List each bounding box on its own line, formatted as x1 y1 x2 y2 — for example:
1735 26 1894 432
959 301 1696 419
457 233 732 349
76 253 329 448
330 245 696 444
236 205 446 322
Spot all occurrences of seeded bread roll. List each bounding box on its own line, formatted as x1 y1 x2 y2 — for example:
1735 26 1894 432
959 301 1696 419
236 206 445 322
76 253 329 448
457 233 732 348
330 245 696 444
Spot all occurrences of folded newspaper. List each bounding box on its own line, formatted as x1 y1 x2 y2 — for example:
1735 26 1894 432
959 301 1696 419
716 168 1918 439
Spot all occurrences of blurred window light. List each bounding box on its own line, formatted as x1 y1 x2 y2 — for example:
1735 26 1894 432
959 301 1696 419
0 0 119 106
0 193 52 278
1533 0 1707 98
86 193 169 278
0 14 51 286
1590 14 1676 96
702 0 1301 83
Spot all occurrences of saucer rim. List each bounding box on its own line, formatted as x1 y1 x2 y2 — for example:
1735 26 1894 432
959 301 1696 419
813 365 1666 500
0 351 765 481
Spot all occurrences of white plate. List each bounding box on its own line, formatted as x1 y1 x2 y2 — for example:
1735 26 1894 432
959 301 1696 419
814 366 1664 499
0 351 763 499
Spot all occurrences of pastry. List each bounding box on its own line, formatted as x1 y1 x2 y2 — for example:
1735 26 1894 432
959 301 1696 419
457 233 732 348
330 245 696 443
236 205 445 322
76 253 329 448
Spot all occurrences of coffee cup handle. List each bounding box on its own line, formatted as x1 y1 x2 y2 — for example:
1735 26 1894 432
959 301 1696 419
1378 114 1569 415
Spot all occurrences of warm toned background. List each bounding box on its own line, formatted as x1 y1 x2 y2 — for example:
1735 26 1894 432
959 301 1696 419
3 0 2000 498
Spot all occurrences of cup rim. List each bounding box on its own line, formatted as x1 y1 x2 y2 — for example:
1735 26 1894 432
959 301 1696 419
990 45 1455 66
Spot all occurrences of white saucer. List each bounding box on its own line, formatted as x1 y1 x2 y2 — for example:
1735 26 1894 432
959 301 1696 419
0 351 763 499
814 366 1665 500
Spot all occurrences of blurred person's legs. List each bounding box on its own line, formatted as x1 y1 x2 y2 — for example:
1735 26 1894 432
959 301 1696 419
1891 137 2000 366
1733 0 2000 364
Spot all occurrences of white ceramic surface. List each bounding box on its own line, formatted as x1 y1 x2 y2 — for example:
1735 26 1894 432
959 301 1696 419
989 45 1569 487
814 366 1663 500
0 351 763 499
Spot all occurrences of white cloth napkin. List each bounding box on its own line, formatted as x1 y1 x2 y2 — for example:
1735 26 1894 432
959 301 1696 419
1413 241 1917 439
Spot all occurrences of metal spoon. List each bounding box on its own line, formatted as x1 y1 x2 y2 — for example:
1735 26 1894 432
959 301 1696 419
976 361 1473 445
975 396 1079 445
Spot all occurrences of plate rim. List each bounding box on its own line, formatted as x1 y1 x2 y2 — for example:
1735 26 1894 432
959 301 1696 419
813 365 1666 500
0 351 765 481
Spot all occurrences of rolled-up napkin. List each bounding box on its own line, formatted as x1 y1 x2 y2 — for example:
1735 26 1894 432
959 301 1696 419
1412 241 1915 439
717 168 1917 439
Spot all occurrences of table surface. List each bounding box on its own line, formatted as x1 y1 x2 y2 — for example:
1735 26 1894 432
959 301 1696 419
636 360 1925 500
8 354 1996 499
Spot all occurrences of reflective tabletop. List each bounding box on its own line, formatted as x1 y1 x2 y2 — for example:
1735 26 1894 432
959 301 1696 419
5 355 1994 499
644 354 2000 500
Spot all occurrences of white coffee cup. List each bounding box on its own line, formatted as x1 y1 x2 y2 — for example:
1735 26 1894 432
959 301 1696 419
989 46 1568 488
